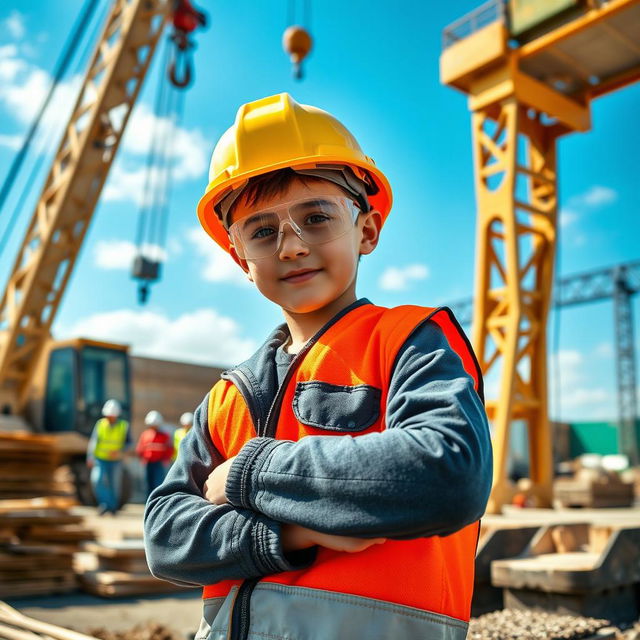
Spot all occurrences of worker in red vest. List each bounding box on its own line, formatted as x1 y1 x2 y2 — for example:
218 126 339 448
136 410 173 499
144 94 492 639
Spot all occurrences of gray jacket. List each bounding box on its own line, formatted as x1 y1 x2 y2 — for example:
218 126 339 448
144 299 492 639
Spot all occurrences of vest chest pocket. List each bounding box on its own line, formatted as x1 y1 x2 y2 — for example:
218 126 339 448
293 381 381 432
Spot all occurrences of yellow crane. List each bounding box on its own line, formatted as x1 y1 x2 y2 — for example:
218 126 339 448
0 0 205 501
440 0 640 513
0 0 169 416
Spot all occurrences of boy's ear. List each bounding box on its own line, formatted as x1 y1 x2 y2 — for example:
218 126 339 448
229 245 253 281
359 209 382 256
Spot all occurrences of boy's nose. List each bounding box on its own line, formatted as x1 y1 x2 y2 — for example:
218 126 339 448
277 221 310 259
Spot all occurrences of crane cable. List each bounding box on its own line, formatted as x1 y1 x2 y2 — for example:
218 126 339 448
0 0 108 257
0 0 100 220
133 35 186 302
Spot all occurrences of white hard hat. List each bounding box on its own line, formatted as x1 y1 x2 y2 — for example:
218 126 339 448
102 399 122 417
180 412 194 427
145 410 164 427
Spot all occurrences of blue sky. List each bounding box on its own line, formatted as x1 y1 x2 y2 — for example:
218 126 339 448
0 0 638 423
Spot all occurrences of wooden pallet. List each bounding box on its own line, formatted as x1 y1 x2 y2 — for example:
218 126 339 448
77 541 195 598
0 497 94 598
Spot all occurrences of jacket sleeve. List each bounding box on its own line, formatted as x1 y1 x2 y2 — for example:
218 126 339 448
143 387 316 587
224 319 493 539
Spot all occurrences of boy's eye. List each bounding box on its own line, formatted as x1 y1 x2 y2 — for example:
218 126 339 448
251 226 276 240
305 213 331 225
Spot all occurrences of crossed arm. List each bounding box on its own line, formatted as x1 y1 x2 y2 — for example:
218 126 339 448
143 323 492 587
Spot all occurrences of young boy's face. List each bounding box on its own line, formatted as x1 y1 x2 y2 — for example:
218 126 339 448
229 178 380 315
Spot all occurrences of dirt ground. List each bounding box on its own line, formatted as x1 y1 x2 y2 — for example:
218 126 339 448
4 504 202 638
4 591 204 638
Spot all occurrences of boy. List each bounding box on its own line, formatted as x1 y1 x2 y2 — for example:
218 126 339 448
144 93 492 640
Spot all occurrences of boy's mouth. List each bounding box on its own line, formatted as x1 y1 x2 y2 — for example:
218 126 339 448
281 268 322 283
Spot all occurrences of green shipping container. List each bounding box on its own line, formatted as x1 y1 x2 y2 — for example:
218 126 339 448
569 420 640 458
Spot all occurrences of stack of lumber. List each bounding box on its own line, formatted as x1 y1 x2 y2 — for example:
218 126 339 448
0 497 95 598
77 540 194 598
0 433 71 499
0 601 100 640
554 468 634 508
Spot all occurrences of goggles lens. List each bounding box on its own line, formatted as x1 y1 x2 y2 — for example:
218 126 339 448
228 195 360 260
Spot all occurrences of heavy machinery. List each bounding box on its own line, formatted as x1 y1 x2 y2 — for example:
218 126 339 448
440 0 640 513
0 0 207 502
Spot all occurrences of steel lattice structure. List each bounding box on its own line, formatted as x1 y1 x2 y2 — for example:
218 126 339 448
0 0 170 411
448 260 640 465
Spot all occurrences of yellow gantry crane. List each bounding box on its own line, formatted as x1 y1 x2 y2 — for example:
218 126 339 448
440 0 640 513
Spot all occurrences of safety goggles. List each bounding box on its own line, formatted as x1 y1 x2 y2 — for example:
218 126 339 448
228 195 361 260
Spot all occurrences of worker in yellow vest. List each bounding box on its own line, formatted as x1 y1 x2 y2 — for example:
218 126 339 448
172 412 194 462
86 399 131 515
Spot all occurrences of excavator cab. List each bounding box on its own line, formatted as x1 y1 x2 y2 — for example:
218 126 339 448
43 339 131 436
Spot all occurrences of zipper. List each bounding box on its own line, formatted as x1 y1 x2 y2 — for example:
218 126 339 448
224 298 371 639
230 578 259 640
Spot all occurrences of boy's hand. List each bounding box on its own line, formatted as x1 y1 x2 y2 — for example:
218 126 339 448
203 457 236 504
281 523 386 553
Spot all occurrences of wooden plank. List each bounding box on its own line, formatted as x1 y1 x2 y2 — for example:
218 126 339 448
0 576 76 598
21 525 95 543
0 498 60 513
0 602 98 640
0 511 83 527
82 541 145 558
0 568 74 581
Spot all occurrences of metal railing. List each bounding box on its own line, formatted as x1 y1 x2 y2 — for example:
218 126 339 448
442 0 507 50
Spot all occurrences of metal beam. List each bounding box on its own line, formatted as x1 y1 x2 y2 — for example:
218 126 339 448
447 259 640 464
0 0 170 412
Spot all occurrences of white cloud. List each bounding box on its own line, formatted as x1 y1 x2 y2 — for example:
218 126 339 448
559 208 577 227
187 227 250 286
378 264 429 291
102 103 209 205
4 11 26 40
549 348 615 421
0 48 208 207
0 44 81 141
0 133 22 150
59 308 257 367
594 342 613 359
581 185 617 207
94 240 167 270
560 185 618 228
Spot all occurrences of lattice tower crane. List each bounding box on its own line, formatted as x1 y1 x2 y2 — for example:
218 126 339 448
0 0 171 415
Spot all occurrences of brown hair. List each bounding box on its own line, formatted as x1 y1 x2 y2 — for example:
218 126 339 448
230 168 351 215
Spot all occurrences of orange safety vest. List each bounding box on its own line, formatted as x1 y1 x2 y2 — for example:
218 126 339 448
203 304 483 623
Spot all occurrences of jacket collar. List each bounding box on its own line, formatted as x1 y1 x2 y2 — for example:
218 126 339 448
222 298 372 430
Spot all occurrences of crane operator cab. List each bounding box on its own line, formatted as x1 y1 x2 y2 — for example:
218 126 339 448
18 338 133 505
41 339 131 437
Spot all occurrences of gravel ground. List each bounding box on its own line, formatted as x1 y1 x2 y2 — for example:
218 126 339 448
468 609 640 640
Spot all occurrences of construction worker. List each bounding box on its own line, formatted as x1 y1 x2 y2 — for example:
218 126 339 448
144 94 492 639
87 399 130 515
172 411 193 462
136 410 174 499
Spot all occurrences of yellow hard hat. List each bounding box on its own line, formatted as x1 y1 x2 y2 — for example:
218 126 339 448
197 93 393 254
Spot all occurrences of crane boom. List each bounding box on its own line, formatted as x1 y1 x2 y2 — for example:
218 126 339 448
0 0 170 412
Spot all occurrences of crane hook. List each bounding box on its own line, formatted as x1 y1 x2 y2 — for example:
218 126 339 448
169 0 206 89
